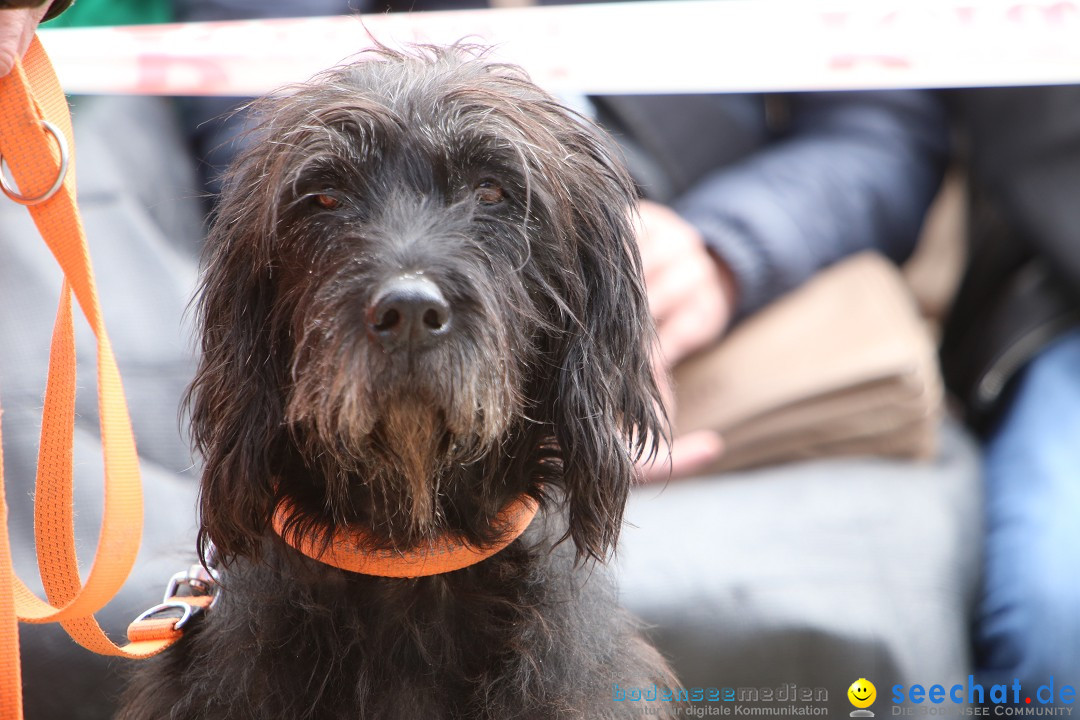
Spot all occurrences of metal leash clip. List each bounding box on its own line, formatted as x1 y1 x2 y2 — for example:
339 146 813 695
129 544 222 634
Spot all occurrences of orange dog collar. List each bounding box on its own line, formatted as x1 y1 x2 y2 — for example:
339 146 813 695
272 493 540 578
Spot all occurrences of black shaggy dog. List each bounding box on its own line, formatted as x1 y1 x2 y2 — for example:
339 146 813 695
119 45 679 719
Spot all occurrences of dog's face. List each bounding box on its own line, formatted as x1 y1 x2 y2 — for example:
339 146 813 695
190 47 663 566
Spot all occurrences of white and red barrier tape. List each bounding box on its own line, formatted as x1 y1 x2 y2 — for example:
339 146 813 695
37 0 1080 96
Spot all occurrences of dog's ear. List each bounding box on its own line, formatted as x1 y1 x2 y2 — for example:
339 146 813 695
187 154 286 566
544 119 667 563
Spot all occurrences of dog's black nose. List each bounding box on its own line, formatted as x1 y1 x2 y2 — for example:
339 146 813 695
368 275 451 351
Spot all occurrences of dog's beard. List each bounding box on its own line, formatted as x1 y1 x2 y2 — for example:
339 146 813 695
364 396 449 535
284 292 524 540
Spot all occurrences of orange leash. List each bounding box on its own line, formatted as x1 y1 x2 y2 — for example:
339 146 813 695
0 38 199 719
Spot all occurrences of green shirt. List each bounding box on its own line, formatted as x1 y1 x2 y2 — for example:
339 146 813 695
43 0 171 28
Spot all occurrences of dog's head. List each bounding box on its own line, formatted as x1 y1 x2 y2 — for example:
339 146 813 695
190 45 664 567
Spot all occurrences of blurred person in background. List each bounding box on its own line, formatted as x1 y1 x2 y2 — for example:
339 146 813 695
944 86 1080 693
613 80 1080 696
603 91 950 474
613 74 1080 698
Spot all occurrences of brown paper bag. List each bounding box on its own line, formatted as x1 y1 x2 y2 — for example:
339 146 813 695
673 252 943 472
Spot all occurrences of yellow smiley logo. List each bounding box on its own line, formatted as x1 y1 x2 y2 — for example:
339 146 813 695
848 678 877 709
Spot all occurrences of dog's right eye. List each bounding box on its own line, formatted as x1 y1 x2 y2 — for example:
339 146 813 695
311 194 340 210
474 180 505 206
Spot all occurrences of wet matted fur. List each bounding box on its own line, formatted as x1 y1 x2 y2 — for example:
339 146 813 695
118 45 679 720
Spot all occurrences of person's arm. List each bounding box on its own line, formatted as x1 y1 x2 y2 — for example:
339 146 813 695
0 0 72 76
675 90 949 318
636 90 948 481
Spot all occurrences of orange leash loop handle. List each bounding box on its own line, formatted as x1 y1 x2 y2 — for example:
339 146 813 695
0 37 186 720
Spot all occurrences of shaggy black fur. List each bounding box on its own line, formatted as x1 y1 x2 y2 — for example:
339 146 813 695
118 45 678 719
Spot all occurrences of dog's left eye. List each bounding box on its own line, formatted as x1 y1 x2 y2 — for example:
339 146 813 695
474 180 504 206
312 194 340 210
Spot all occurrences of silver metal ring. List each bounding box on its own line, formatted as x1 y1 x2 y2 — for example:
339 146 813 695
0 120 69 206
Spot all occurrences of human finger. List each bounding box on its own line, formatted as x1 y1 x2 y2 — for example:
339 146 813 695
0 4 49 77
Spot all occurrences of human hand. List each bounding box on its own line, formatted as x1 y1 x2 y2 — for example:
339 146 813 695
634 199 736 367
633 200 734 482
0 2 52 78
637 351 724 483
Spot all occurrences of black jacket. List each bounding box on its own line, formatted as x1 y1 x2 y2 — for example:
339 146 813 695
942 86 1080 433
595 91 948 317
